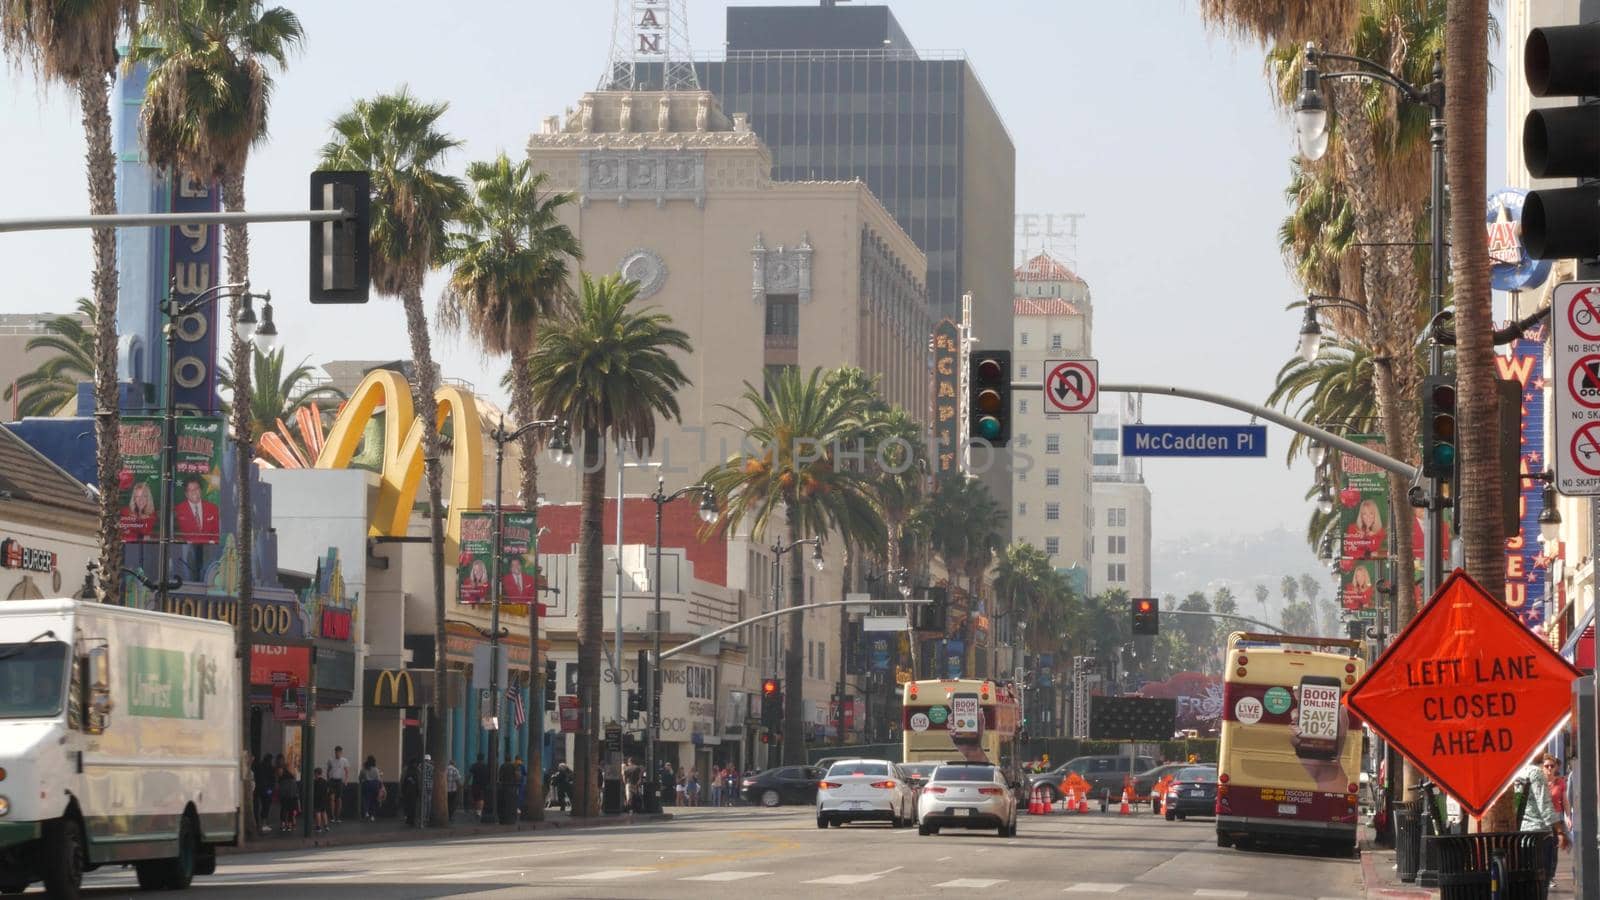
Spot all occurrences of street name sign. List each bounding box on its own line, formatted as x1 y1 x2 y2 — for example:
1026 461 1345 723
1043 358 1098 414
1552 281 1600 494
863 615 909 632
1121 425 1268 458
1346 570 1581 816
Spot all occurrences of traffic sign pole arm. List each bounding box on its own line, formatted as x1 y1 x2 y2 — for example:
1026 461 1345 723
659 599 930 662
1163 609 1290 635
0 208 349 233
1011 380 1419 481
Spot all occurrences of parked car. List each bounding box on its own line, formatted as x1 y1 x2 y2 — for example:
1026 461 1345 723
917 763 1019 837
900 761 939 807
1135 763 1194 811
742 766 823 807
1163 765 1219 820
1025 754 1159 801
816 760 916 828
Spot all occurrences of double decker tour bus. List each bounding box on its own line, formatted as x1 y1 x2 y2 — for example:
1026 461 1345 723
902 679 1023 784
1215 632 1366 856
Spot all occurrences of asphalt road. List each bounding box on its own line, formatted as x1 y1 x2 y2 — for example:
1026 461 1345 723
53 806 1365 899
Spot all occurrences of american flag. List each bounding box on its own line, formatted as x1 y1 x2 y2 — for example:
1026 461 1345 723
506 686 526 727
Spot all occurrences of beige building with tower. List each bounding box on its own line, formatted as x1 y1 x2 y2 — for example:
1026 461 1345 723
1010 254 1095 577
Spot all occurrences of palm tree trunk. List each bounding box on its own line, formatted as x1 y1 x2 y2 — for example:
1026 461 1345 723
221 171 257 840
782 507 806 765
80 72 122 603
512 349 544 820
1446 0 1508 832
1371 360 1418 626
575 427 606 817
399 280 450 826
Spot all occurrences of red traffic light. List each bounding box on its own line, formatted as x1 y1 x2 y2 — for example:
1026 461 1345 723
976 358 1003 382
761 678 779 696
1136 599 1153 614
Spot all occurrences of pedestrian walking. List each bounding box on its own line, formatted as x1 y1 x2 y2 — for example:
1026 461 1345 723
708 764 723 807
446 759 463 821
252 753 275 833
623 757 644 812
723 767 736 807
660 762 675 807
469 753 489 815
418 755 436 828
675 771 686 806
401 759 420 826
312 768 330 833
685 769 700 807
1519 752 1570 889
550 762 574 812
277 764 300 833
513 756 528 817
359 756 383 821
325 745 352 824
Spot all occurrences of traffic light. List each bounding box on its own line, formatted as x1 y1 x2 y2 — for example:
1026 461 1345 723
626 689 644 720
1421 375 1457 479
1131 597 1159 636
760 678 782 730
636 649 652 708
309 171 371 303
543 659 556 706
917 586 948 632
968 350 1011 447
1521 17 1600 269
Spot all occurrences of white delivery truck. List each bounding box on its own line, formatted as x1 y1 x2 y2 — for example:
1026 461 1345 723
0 599 239 897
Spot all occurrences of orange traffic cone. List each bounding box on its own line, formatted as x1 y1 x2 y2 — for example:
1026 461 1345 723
1118 788 1131 816
1077 791 1089 814
1063 787 1074 814
1027 787 1041 815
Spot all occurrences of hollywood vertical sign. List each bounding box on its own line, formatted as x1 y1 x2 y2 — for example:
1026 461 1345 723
634 0 665 55
1495 335 1548 630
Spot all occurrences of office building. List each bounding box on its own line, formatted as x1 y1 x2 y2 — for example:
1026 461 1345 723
1092 395 1152 597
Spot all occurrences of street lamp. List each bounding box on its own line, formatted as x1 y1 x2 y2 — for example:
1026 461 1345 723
1308 443 1328 468
644 476 715 813
1293 41 1448 600
1295 294 1370 363
155 278 274 606
1316 480 1335 516
480 415 563 825
767 534 824 764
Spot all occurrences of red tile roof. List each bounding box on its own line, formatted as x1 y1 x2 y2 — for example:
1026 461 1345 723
1014 298 1082 317
1014 252 1084 283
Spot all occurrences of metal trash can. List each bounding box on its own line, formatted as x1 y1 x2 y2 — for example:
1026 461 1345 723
1435 831 1554 900
1394 801 1423 883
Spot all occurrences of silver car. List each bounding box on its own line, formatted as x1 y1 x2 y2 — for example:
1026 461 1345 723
816 759 916 828
916 763 1018 837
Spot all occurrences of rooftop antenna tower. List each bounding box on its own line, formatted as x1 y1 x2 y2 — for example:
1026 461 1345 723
603 0 699 91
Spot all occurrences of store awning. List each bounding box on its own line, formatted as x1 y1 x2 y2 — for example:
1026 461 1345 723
1561 603 1595 672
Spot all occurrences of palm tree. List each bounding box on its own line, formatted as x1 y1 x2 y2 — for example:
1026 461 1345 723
4 298 94 417
1254 583 1270 617
439 151 580 820
702 365 881 765
2 0 143 603
218 346 344 447
1280 575 1299 607
529 273 691 816
320 89 466 825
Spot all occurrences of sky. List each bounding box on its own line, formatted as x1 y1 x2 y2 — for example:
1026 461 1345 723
0 0 1507 554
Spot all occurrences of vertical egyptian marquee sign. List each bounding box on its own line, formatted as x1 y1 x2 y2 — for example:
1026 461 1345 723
931 320 961 474
168 174 223 415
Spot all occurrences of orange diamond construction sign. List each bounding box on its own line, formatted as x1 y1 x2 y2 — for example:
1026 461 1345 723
1346 569 1580 817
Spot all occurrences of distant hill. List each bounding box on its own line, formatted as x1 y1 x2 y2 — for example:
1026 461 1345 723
1153 525 1328 624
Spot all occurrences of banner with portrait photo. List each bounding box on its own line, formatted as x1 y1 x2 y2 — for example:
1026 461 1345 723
456 511 540 612
1339 558 1380 613
116 415 224 545
1338 434 1390 561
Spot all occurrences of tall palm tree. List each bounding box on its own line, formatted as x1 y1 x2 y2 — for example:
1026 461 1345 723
439 151 580 820
2 0 143 604
702 366 881 765
4 298 94 417
218 346 344 447
1444 0 1504 829
528 273 691 816
1254 583 1270 617
320 89 466 825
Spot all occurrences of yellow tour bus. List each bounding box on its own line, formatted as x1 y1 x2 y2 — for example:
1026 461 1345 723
1215 632 1366 856
902 678 1022 778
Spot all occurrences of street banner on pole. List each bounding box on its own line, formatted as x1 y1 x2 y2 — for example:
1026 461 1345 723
117 415 224 545
1338 435 1389 614
457 510 540 612
1498 336 1550 630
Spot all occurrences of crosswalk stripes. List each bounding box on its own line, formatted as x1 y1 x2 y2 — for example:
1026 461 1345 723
555 868 651 881
935 877 1007 888
1193 891 1248 898
1062 884 1129 894
679 871 773 882
804 873 884 885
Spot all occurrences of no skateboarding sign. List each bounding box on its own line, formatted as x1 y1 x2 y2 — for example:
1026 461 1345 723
1553 282 1600 494
1044 359 1098 414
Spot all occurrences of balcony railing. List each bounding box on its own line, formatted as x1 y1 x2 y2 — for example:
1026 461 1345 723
764 332 798 350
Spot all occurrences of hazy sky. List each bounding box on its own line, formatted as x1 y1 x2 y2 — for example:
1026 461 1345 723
0 1 1506 549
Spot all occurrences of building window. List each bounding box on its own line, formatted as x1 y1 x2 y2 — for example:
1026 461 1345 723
1107 508 1127 527
764 295 798 338
1046 412 1062 421
1019 398 1029 414
819 643 826 678
1019 364 1030 379
1045 502 1060 521
808 640 815 678
1045 537 1060 555
1045 468 1060 486
1020 332 1030 346
1050 334 1063 350
1014 433 1029 448
1017 501 1027 517
1108 535 1127 554
1107 563 1126 583
1046 434 1061 454
1093 453 1119 467
1093 427 1119 441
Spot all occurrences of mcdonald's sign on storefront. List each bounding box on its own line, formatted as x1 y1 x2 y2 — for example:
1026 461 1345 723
365 668 435 708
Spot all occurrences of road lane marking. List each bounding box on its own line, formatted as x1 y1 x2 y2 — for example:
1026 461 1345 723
937 878 1007 888
479 846 595 862
1194 892 1248 898
1064 884 1129 893
679 871 773 881
805 874 886 885
422 869 523 880
936 856 953 861
616 848 710 854
557 868 653 881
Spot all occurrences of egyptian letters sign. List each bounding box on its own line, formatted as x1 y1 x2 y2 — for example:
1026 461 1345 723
1496 338 1548 629
931 320 961 474
1346 570 1581 816
1338 435 1388 613
116 416 224 545
168 174 223 415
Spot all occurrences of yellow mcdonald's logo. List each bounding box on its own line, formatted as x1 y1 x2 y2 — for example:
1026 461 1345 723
314 369 484 548
372 669 417 707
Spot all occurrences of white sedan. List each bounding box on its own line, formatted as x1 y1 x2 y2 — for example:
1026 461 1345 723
816 759 916 828
916 763 1018 837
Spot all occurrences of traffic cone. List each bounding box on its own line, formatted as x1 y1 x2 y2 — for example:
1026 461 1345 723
1077 790 1089 814
1028 787 1041 815
1063 787 1074 814
1119 788 1131 816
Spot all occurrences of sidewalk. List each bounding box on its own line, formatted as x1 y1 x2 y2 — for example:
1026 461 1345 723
1359 845 1580 899
222 809 674 856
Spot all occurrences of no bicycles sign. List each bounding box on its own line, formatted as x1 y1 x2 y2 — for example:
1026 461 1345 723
1553 282 1600 494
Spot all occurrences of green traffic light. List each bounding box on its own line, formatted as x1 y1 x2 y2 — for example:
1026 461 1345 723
978 416 1001 439
1434 443 1455 467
